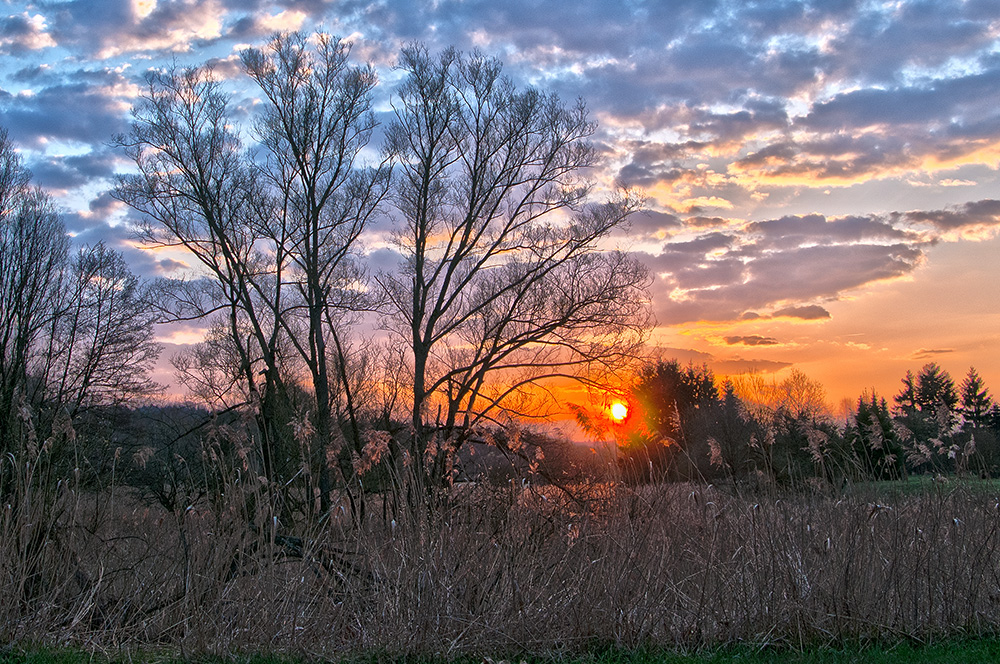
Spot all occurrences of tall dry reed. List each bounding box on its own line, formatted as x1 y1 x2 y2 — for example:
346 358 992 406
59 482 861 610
3 473 1000 658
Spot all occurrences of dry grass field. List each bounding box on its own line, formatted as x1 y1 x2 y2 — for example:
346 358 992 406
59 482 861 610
4 472 1000 661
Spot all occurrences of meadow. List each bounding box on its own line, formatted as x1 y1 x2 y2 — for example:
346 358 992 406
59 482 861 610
4 471 1000 662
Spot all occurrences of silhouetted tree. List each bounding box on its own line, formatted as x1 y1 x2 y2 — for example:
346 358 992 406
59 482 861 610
895 363 960 472
847 390 904 480
242 31 392 518
703 379 761 480
114 64 295 493
0 129 69 453
959 367 993 429
116 33 393 521
380 45 650 499
625 359 718 480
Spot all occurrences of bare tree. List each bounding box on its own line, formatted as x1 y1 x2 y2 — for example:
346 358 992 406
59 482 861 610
113 66 295 489
242 32 392 516
35 242 161 417
0 129 70 452
379 46 651 496
117 34 393 521
0 127 160 522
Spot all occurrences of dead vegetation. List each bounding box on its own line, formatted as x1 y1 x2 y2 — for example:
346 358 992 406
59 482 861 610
4 466 1000 659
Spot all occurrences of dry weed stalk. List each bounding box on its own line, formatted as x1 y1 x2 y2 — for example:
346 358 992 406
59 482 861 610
4 471 1000 657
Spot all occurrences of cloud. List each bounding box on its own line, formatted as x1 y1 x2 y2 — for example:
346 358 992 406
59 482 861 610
824 0 997 85
746 214 919 250
0 12 56 54
649 346 715 366
912 348 955 360
650 345 792 376
156 257 189 273
625 209 683 238
1 68 137 148
366 246 404 274
229 8 308 39
901 199 1000 232
49 0 228 59
644 211 931 324
27 149 119 192
772 305 831 321
713 357 792 374
724 335 780 346
0 0 998 365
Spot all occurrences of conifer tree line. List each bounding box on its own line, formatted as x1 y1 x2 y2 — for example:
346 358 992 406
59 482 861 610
616 358 1000 485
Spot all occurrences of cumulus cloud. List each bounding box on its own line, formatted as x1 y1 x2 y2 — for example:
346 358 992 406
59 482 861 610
28 149 119 192
644 210 937 324
1 68 136 148
0 12 56 54
0 0 997 354
49 0 228 59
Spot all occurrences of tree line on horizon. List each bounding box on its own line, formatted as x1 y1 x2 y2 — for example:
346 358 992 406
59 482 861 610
608 357 1000 486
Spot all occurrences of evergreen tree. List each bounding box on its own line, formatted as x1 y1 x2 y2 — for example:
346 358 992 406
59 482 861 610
625 359 721 481
960 366 993 429
894 370 918 416
915 362 958 413
894 363 960 472
848 390 904 480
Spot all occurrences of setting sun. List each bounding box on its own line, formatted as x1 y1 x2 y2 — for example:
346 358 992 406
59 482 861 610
610 401 628 422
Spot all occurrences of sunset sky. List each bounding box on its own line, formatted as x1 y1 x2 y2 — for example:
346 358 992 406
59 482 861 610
2 0 1000 408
